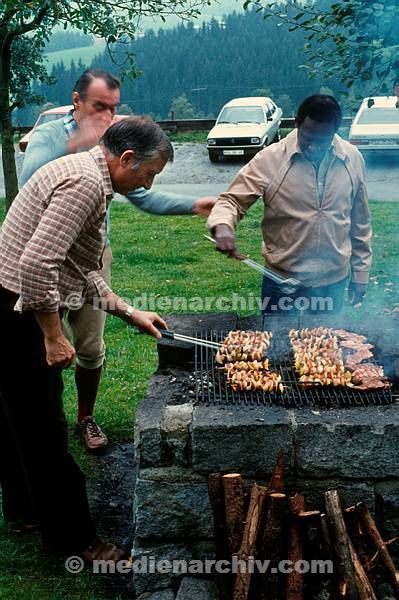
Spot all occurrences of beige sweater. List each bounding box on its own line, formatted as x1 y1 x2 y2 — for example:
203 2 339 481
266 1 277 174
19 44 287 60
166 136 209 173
208 130 372 287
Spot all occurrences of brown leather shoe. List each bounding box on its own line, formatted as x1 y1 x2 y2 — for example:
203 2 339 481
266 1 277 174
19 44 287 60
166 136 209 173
78 417 108 451
81 539 128 564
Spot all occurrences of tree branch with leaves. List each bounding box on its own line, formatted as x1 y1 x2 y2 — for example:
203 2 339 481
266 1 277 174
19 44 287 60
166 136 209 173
244 0 399 96
0 0 214 209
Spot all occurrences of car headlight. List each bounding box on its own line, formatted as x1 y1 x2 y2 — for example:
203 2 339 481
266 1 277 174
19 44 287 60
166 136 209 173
207 139 216 146
251 137 261 145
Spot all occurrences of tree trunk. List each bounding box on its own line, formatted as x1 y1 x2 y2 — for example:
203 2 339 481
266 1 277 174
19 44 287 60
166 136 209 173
0 33 19 210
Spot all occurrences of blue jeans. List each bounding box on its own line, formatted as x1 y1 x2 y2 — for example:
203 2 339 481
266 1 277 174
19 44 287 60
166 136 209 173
261 276 348 315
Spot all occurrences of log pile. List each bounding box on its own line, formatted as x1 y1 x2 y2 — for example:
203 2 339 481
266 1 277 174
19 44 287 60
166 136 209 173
207 451 399 600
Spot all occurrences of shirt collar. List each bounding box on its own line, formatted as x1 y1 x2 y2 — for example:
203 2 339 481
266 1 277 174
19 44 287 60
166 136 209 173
89 146 114 198
63 109 78 139
285 128 347 162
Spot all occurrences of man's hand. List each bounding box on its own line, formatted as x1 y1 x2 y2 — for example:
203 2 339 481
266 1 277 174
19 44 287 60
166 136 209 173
67 116 110 153
127 309 167 339
34 310 75 368
213 224 237 255
44 333 76 369
348 281 368 306
192 196 217 217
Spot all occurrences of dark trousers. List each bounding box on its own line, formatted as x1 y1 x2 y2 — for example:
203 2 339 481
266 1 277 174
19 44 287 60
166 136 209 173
0 287 95 554
262 276 348 315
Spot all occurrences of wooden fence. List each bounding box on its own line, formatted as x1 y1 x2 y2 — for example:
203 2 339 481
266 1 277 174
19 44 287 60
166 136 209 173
13 116 353 137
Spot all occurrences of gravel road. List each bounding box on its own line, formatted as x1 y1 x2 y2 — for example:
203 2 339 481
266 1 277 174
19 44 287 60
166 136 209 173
2 142 398 201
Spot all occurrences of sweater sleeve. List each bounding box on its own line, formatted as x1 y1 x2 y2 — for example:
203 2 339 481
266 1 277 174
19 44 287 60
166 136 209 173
20 121 68 186
124 187 195 215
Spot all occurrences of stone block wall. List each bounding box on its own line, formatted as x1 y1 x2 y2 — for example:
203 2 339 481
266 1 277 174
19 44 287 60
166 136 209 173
132 313 399 597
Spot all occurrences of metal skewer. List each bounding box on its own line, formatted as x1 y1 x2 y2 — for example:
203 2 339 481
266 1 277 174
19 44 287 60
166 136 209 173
203 235 300 294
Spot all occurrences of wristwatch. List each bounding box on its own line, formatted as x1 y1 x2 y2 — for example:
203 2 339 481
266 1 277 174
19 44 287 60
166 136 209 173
124 306 135 320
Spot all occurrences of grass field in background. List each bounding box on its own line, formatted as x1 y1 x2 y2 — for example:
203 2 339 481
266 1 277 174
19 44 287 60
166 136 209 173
44 43 106 70
0 198 397 599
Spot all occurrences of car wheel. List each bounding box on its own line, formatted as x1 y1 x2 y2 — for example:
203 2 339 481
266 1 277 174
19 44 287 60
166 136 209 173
209 150 219 163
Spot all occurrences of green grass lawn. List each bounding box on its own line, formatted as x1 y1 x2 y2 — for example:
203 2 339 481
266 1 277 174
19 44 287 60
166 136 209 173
44 43 106 70
0 198 397 598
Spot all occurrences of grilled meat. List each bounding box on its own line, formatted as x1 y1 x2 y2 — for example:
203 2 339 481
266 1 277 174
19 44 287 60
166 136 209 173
216 330 272 364
289 328 351 387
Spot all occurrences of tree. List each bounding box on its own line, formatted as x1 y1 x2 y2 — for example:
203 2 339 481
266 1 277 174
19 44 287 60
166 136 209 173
244 1 399 96
169 94 202 118
0 1 213 210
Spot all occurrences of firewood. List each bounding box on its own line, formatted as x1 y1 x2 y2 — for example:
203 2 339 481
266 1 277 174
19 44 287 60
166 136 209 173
355 501 399 598
207 473 231 600
268 448 285 494
222 473 246 556
259 492 289 600
233 484 268 600
286 495 305 600
348 536 377 600
320 513 335 563
344 506 375 577
324 490 358 600
297 509 327 596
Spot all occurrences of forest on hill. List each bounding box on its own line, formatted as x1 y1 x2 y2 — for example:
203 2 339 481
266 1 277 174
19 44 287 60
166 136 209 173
16 6 331 124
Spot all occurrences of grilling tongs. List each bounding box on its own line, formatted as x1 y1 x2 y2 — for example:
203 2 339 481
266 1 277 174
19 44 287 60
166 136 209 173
158 328 221 351
204 235 300 295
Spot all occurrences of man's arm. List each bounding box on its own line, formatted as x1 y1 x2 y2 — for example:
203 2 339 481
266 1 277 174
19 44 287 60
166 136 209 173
125 187 216 216
20 121 68 186
18 174 106 313
208 151 268 253
349 160 372 304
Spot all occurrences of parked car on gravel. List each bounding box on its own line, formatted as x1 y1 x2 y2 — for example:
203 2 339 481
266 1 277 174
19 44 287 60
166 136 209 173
349 96 399 154
206 96 283 163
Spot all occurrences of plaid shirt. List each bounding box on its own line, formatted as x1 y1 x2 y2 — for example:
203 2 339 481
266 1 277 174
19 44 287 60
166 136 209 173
0 146 113 312
64 108 78 138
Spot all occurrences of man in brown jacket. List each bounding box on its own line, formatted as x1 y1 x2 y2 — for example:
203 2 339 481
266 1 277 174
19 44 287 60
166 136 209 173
208 94 372 314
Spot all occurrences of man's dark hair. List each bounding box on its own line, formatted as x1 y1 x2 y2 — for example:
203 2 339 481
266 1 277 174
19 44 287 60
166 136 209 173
296 94 342 130
102 115 174 163
73 68 120 99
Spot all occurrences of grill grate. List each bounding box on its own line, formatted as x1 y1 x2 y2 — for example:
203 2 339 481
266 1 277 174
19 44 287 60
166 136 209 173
194 330 393 409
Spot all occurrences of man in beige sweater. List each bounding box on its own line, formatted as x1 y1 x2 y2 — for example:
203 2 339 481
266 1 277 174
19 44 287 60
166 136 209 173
208 94 372 315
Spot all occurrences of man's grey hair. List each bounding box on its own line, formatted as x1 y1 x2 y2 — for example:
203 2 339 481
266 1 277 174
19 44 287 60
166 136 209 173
101 116 174 163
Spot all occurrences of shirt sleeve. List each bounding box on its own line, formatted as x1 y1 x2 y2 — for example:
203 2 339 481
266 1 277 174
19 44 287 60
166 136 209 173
207 151 268 232
20 124 68 186
350 157 372 284
18 174 104 312
125 187 195 214
85 271 112 302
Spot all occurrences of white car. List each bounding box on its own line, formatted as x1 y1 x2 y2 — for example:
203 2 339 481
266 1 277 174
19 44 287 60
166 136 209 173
19 105 73 152
207 97 283 163
349 96 399 153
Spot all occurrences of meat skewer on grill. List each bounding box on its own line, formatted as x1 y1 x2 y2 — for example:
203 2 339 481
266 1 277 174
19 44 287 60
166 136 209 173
216 330 272 364
289 328 351 387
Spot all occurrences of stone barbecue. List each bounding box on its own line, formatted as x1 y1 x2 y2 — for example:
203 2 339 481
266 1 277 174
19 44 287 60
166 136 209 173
132 312 399 599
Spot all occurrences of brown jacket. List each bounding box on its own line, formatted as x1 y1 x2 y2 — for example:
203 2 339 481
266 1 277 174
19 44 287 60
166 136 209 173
208 130 372 287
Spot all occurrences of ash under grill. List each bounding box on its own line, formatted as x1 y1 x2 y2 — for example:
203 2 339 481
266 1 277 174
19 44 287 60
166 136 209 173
195 330 393 408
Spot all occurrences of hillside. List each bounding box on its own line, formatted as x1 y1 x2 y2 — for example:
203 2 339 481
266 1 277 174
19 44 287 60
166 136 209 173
24 5 329 124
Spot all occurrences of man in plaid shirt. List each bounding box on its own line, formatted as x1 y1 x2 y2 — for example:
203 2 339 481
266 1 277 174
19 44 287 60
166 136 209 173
0 116 170 561
20 68 216 450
